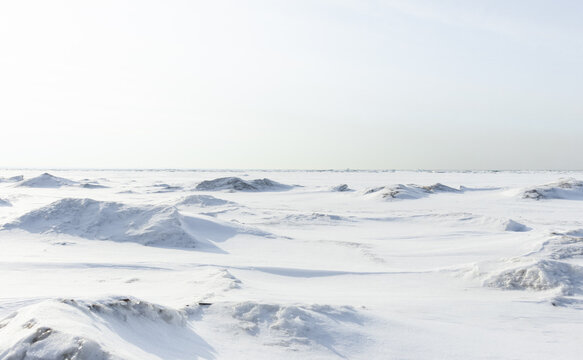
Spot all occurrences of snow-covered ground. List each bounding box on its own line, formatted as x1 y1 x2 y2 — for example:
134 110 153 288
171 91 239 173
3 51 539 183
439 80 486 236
1 170 582 359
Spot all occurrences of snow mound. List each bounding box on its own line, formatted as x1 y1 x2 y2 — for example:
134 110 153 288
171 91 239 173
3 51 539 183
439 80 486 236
364 183 460 200
331 184 352 192
522 178 583 200
485 260 583 295
0 175 23 183
0 297 209 360
502 219 530 232
2 198 197 248
0 198 11 207
176 194 234 207
195 177 292 192
231 302 362 349
18 173 78 188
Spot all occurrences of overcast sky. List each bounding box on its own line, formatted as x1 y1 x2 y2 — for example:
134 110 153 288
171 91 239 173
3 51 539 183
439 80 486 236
1 0 582 170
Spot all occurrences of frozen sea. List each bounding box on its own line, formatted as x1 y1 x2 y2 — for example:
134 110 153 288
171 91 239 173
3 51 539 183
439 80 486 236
1 169 582 359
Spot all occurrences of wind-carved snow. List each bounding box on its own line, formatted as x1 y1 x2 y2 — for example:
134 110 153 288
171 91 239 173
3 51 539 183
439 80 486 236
0 198 11 207
2 198 197 248
195 177 292 192
231 302 364 351
522 178 583 200
364 183 460 200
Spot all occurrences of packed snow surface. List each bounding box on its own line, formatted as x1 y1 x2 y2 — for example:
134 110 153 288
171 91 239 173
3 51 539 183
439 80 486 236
1 170 583 359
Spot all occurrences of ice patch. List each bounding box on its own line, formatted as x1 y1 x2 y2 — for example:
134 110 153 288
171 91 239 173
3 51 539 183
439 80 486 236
2 198 197 248
195 177 292 192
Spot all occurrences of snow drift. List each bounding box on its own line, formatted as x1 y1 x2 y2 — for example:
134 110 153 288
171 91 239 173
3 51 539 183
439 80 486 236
0 297 212 360
0 198 11 207
195 177 292 192
18 173 78 188
2 198 197 248
364 183 460 200
522 178 583 200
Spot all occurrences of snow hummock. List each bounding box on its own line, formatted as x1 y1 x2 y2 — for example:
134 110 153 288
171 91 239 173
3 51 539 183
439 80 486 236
2 198 197 248
0 198 11 207
485 260 583 295
364 183 460 200
195 177 291 192
522 178 583 200
18 173 78 188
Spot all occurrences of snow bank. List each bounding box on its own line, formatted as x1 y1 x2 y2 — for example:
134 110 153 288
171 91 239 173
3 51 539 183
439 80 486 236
18 173 78 188
195 177 292 192
0 297 205 360
364 183 460 200
485 260 583 295
231 302 362 348
176 194 234 207
2 198 197 248
522 178 583 200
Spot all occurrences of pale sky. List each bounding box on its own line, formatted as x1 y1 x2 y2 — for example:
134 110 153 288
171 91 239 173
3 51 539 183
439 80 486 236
1 0 582 170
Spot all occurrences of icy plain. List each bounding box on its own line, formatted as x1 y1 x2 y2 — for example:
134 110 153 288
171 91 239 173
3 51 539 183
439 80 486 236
0 170 582 359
